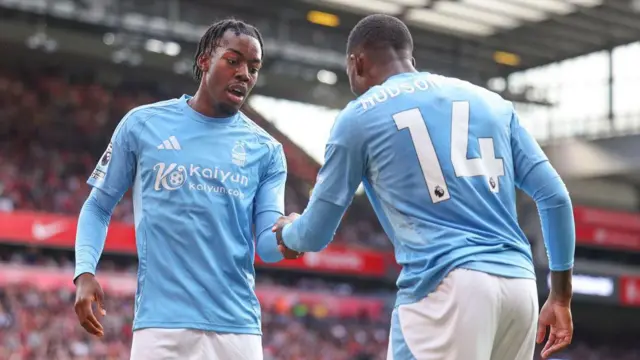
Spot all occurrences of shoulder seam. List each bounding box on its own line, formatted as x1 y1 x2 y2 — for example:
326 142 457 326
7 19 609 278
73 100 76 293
239 115 280 144
113 98 180 135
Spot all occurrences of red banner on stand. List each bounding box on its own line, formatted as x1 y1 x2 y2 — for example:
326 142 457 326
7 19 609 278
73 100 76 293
574 206 640 251
0 211 389 277
0 265 386 318
574 206 640 232
575 225 640 251
620 276 640 307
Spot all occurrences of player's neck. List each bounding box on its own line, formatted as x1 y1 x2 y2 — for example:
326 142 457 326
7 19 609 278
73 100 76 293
375 61 418 86
189 86 236 119
189 90 216 117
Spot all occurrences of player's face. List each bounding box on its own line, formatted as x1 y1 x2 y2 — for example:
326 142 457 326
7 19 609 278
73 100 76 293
199 31 262 116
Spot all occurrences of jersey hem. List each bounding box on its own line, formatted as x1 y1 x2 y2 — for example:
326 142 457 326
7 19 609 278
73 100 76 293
132 321 262 335
394 262 536 308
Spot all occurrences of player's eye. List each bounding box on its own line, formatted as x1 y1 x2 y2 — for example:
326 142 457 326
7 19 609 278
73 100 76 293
227 58 238 65
249 68 259 75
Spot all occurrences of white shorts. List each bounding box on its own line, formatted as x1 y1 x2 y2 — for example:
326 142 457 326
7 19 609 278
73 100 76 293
130 328 263 360
387 268 538 360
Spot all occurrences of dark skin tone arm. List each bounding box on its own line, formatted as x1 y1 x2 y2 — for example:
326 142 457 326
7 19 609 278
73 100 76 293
537 269 573 359
74 273 107 337
272 213 304 259
549 270 573 303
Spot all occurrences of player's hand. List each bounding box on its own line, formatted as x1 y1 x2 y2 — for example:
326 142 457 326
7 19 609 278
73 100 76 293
272 213 304 260
74 273 106 337
536 297 573 359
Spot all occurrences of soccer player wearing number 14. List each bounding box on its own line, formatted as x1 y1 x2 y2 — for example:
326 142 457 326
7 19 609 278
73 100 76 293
274 15 576 360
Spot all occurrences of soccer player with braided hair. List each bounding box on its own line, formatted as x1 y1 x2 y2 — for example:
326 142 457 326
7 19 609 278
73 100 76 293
73 18 301 359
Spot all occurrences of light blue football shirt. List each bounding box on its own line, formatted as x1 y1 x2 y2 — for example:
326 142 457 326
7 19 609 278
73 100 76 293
283 72 574 306
75 95 287 334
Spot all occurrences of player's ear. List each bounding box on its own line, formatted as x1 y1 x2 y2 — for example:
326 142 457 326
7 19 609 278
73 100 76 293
411 57 416 67
355 54 365 77
347 54 356 71
197 54 210 74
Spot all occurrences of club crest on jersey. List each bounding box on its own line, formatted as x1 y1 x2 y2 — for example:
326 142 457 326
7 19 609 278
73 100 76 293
231 141 246 167
153 163 188 191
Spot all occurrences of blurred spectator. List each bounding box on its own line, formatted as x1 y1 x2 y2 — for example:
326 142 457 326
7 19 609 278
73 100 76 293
0 71 391 250
1 66 639 360
0 67 391 250
0 282 637 360
0 285 389 360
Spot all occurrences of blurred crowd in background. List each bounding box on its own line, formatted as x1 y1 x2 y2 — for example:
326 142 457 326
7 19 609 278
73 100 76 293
0 64 638 359
0 248 637 360
0 67 388 250
2 0 640 354
0 284 391 360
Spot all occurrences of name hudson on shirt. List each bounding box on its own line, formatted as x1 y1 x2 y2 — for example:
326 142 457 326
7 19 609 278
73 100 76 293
153 162 248 199
359 77 430 111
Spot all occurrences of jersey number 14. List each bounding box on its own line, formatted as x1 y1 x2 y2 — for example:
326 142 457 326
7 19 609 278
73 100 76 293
393 101 504 204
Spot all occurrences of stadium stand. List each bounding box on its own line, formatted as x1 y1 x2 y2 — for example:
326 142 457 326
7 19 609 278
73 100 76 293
1 60 640 360
3 0 640 359
0 66 388 250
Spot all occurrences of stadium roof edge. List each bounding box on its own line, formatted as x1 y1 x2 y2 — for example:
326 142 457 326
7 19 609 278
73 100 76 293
2 0 640 98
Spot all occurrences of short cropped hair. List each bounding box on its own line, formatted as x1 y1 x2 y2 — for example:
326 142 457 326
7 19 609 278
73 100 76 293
346 14 413 54
193 19 264 81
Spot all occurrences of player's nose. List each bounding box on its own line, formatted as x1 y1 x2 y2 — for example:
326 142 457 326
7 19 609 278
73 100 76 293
235 65 250 82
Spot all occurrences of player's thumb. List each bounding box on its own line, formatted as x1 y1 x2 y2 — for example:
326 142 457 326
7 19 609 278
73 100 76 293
536 319 547 344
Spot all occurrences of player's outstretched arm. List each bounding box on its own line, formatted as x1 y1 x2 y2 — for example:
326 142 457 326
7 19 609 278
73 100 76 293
274 106 365 253
511 110 575 359
275 199 347 253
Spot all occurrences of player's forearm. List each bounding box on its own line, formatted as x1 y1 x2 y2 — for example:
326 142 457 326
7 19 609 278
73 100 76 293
522 161 576 272
255 210 284 263
74 188 117 281
282 198 345 252
549 269 573 304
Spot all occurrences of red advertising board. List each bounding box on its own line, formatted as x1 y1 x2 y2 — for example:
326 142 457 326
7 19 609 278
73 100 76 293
620 276 640 307
575 225 640 251
574 206 640 251
0 211 136 252
0 265 386 318
0 211 389 277
574 206 640 232
255 247 387 277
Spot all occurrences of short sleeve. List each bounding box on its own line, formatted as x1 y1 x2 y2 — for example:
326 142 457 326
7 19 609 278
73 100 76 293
311 106 365 207
87 111 139 198
510 110 549 188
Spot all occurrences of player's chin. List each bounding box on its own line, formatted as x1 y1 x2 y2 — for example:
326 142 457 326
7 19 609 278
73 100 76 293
217 100 243 116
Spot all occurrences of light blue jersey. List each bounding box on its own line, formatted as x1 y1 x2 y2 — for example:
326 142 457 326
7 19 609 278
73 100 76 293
283 72 574 306
75 95 287 334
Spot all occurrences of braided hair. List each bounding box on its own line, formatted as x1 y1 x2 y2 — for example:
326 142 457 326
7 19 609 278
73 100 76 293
192 19 264 81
